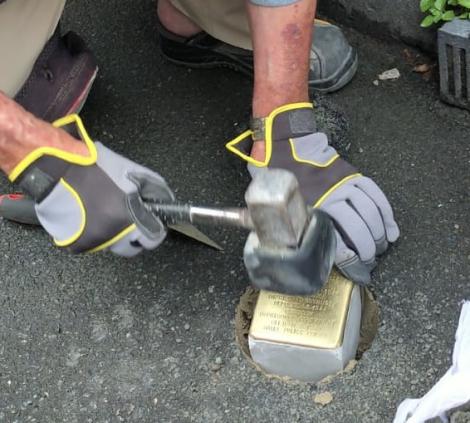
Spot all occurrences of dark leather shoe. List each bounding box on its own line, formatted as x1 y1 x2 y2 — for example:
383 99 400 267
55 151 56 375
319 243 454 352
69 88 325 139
15 28 98 122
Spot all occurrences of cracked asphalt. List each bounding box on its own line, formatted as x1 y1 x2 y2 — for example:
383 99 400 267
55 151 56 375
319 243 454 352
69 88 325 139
0 1 468 422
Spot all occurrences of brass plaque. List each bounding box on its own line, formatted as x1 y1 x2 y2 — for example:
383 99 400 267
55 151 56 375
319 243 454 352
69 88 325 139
249 271 354 349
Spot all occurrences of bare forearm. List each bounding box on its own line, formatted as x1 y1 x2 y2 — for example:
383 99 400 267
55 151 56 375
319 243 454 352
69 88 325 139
0 92 88 176
246 0 316 118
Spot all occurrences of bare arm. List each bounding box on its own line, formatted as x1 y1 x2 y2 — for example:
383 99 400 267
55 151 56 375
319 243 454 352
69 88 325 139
246 0 316 161
0 91 88 176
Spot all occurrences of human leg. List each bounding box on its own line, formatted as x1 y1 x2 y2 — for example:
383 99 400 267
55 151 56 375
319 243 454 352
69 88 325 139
247 0 314 161
0 0 98 121
0 0 65 97
156 0 357 93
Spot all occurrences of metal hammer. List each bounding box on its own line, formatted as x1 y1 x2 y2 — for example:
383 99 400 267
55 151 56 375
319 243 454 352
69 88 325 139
146 169 336 295
243 168 336 295
0 169 336 295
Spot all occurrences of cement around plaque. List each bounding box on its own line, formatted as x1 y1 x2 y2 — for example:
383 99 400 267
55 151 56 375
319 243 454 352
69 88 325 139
234 286 379 383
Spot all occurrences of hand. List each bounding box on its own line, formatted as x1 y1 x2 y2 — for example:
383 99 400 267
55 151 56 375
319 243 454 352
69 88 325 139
9 114 173 257
226 102 399 284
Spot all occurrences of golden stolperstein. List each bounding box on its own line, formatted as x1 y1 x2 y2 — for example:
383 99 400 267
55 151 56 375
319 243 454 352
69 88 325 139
250 271 355 349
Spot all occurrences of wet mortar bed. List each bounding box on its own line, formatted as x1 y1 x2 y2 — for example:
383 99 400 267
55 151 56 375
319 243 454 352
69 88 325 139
0 1 468 422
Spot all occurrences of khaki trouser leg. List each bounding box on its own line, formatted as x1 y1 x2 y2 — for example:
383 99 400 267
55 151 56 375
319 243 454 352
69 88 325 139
0 0 66 97
169 0 253 50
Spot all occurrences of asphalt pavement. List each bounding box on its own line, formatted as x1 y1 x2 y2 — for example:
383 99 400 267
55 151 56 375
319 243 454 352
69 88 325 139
0 1 469 422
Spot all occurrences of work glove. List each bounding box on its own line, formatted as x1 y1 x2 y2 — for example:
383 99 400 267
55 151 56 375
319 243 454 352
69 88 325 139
8 114 173 257
226 102 399 284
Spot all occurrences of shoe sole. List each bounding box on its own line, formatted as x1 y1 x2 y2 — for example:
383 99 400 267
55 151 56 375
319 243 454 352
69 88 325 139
65 67 98 115
160 50 253 76
160 47 358 94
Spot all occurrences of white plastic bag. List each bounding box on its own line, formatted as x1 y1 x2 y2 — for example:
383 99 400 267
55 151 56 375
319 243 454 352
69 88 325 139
394 301 470 423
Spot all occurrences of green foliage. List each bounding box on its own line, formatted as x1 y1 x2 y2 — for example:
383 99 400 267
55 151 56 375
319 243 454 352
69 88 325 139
420 0 470 26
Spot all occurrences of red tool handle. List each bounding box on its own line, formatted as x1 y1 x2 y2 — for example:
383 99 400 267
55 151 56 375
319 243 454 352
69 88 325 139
0 194 40 225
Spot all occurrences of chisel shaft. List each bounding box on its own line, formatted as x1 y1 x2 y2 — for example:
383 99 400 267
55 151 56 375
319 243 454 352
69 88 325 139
145 202 254 230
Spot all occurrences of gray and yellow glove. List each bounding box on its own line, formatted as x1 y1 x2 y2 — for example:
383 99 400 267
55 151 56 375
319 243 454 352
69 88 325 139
226 102 399 284
8 114 173 257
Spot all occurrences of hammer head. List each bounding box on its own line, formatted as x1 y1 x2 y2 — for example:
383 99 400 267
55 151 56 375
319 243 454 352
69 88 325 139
245 169 308 249
243 169 336 295
244 209 336 295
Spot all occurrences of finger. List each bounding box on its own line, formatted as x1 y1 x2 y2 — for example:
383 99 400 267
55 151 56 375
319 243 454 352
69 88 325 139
323 201 376 263
109 229 143 257
347 190 388 255
95 143 173 199
334 230 372 285
136 227 167 250
109 227 167 256
321 185 388 254
127 172 174 202
354 177 400 242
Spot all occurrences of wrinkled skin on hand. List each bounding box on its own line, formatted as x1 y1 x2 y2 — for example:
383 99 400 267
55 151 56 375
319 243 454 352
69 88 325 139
0 91 87 175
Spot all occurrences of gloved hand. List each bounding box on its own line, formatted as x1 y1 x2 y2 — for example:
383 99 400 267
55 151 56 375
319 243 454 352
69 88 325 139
226 102 399 284
8 114 173 257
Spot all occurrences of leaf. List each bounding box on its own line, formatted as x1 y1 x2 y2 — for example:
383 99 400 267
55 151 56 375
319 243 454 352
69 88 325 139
421 14 436 26
458 12 469 17
433 13 443 22
442 10 456 20
434 0 446 11
458 0 470 9
431 7 441 15
449 0 459 5
420 0 434 11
